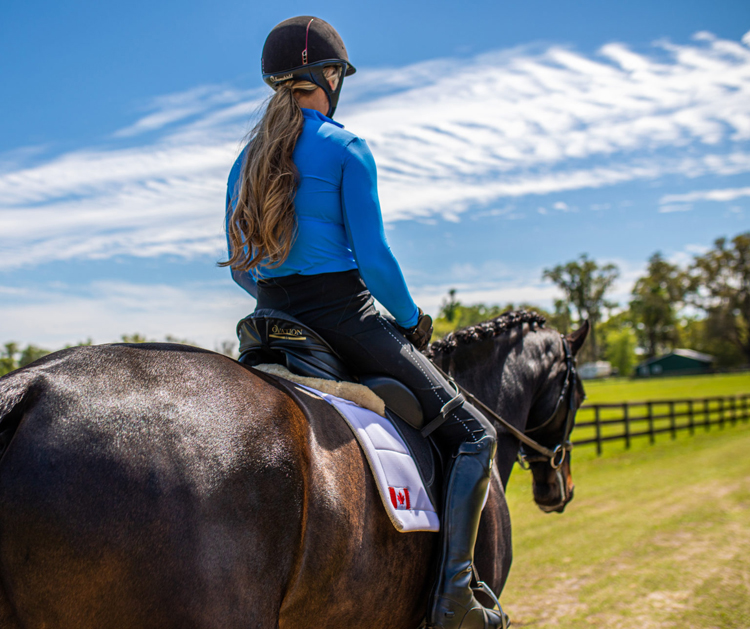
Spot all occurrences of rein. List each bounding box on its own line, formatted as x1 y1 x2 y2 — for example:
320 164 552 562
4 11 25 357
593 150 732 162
428 334 578 470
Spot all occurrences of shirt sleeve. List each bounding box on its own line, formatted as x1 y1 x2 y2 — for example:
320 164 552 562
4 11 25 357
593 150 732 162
340 137 419 328
225 151 258 299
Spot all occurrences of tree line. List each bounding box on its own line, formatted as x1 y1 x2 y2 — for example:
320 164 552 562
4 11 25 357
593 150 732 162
434 230 749 376
0 336 238 378
2 231 748 379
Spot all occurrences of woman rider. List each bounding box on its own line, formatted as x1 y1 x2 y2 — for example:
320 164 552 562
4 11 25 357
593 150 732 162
223 16 505 629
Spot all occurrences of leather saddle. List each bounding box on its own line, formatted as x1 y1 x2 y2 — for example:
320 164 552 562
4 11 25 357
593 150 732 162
237 309 442 506
238 309 425 427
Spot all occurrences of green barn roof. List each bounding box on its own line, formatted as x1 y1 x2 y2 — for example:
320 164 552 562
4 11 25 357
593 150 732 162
638 349 715 368
636 349 715 377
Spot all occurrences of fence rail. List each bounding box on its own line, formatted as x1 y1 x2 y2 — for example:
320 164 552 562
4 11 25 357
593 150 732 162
572 394 750 455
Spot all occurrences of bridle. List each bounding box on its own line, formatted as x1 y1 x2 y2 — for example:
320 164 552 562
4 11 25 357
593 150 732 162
429 334 579 470
517 334 578 470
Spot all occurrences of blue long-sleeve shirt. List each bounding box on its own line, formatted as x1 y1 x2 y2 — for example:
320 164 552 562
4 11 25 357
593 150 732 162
226 108 419 328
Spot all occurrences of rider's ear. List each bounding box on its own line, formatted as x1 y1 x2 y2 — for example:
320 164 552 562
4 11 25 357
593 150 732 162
566 320 589 356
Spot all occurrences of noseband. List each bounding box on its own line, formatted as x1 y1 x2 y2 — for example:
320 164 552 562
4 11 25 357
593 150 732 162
430 334 579 470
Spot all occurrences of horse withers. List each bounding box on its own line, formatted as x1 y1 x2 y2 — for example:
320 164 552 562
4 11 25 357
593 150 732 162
0 312 587 629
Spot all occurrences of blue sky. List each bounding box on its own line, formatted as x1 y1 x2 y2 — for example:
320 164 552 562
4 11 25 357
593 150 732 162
1 1 749 351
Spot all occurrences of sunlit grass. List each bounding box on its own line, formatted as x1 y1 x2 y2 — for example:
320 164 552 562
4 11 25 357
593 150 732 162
571 372 750 461
501 420 750 628
582 372 750 405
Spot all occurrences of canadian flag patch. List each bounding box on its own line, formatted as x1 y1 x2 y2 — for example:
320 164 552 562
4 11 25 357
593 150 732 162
388 486 411 510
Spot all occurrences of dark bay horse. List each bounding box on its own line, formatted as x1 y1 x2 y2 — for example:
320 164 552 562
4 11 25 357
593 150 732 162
0 313 587 629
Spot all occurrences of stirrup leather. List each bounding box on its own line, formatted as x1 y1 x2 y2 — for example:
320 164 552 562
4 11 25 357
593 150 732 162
421 380 465 438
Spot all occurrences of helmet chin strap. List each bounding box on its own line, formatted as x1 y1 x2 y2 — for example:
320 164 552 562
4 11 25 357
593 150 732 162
266 62 348 118
305 66 345 118
325 92 335 118
322 87 338 118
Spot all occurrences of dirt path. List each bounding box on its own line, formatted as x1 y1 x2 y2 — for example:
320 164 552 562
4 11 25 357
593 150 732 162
499 423 750 628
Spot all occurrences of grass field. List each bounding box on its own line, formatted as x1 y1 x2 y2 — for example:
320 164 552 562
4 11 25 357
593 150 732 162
500 414 750 627
570 373 750 460
582 372 750 405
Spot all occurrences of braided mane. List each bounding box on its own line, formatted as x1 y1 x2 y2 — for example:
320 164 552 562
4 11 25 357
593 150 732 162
425 310 547 358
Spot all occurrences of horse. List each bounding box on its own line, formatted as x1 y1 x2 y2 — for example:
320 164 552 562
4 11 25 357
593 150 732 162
0 312 587 629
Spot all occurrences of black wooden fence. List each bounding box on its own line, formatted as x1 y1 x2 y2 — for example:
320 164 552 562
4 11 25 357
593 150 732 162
572 394 750 455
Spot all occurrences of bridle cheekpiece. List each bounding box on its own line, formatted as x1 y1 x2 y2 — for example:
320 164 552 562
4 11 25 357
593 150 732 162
517 334 579 470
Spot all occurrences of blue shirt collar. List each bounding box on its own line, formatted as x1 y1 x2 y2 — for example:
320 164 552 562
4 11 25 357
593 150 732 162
301 107 344 128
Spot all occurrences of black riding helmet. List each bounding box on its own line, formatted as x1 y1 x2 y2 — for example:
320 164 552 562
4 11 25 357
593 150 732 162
262 16 356 118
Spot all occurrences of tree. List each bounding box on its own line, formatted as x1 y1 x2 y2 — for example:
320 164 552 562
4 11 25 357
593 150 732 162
18 345 49 368
548 299 572 333
121 333 149 343
165 335 196 346
432 290 550 340
629 252 687 358
0 342 50 376
542 254 619 361
64 338 93 349
216 340 238 358
0 343 18 377
440 289 461 323
679 316 744 367
433 296 506 339
603 326 638 377
688 232 750 364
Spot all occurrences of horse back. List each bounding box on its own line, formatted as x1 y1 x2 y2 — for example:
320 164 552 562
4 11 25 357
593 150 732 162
0 344 309 628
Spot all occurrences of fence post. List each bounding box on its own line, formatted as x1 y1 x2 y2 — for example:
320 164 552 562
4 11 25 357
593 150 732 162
704 398 710 431
669 401 676 440
743 395 749 423
594 406 602 456
647 401 655 445
730 396 737 426
688 399 695 436
623 403 630 449
719 398 725 429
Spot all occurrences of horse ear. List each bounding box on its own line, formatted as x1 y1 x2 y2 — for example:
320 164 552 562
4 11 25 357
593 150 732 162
565 320 589 357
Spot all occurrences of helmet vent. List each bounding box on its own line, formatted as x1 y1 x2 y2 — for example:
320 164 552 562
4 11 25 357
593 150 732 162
302 18 314 66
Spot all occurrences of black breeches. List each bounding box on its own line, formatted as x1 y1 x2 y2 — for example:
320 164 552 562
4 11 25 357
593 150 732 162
255 270 496 452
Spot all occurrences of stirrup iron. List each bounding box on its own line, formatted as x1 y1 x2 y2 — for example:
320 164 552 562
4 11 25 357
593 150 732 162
470 566 510 629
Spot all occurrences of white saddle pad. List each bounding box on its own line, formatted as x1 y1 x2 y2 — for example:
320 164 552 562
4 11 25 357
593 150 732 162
297 384 440 533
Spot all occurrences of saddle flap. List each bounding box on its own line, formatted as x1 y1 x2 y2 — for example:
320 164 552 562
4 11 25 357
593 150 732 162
297 383 440 533
359 375 424 429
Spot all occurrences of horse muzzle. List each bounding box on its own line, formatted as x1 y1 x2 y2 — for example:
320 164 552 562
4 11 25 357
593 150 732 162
532 461 575 513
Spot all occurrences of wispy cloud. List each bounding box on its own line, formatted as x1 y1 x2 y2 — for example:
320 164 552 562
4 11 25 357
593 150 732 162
658 203 693 213
112 85 263 138
1 31 750 269
660 186 750 204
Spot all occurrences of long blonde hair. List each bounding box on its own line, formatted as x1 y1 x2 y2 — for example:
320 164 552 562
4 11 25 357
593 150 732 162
222 68 341 272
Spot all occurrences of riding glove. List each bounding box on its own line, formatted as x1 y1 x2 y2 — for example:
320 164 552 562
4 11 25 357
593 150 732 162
398 308 433 351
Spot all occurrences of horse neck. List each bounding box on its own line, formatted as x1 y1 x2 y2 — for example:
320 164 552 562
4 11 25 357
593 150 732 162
435 326 555 488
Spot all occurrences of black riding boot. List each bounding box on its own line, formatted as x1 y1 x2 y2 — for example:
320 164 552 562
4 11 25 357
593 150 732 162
428 436 509 629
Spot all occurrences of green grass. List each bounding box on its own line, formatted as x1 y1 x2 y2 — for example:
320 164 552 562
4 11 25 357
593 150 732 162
500 420 750 628
571 372 750 461
582 372 750 405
